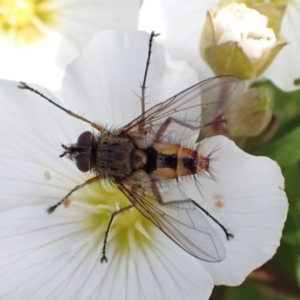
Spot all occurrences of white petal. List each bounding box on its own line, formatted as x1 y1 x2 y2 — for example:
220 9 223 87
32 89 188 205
139 0 165 33
0 206 105 300
0 36 64 90
131 231 214 300
0 206 214 299
189 136 287 285
56 0 142 68
263 2 300 91
0 79 90 211
159 0 218 80
63 31 199 126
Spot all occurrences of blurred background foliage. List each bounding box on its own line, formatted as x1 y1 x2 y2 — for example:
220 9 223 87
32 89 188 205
211 80 300 299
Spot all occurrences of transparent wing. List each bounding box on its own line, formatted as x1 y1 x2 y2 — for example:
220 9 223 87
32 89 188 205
117 176 227 262
122 76 244 141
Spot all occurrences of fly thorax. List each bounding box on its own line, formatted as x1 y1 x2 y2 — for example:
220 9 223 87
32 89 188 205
95 136 147 178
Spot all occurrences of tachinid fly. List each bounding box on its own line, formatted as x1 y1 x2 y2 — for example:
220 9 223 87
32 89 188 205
19 32 245 263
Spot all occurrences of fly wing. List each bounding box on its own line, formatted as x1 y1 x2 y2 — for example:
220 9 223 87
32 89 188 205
118 177 227 262
122 76 244 141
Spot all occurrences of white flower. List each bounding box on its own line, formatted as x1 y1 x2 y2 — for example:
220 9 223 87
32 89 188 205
0 0 141 89
158 0 294 86
0 31 288 299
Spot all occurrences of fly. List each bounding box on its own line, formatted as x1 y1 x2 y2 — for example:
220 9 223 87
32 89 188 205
18 32 245 263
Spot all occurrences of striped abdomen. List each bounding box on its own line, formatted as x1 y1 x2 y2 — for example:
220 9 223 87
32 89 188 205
143 141 209 181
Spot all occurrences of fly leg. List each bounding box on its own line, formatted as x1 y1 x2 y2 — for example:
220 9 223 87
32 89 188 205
151 182 233 240
191 200 234 240
100 204 134 263
156 116 200 141
18 82 108 134
47 174 104 213
155 116 226 141
139 31 160 131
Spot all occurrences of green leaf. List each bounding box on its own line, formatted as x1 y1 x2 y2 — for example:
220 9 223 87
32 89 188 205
257 125 300 168
251 80 300 121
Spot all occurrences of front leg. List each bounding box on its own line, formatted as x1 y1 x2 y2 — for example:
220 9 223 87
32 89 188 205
47 174 104 213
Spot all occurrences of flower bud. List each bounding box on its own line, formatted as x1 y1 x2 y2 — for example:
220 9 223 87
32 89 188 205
225 87 272 137
200 0 288 79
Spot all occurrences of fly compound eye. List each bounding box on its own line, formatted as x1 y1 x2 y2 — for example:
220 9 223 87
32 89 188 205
77 131 92 146
74 131 93 172
75 153 91 172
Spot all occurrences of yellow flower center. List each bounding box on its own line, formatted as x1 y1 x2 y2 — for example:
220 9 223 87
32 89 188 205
270 0 289 4
1 0 34 27
0 0 57 45
78 181 154 258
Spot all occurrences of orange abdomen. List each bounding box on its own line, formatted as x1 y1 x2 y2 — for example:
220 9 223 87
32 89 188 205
146 142 209 181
